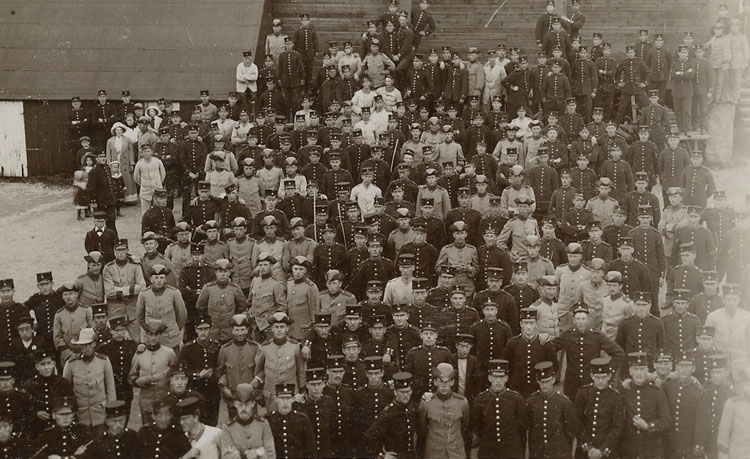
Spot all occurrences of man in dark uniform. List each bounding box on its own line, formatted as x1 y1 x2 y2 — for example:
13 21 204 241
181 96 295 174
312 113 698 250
552 304 625 400
266 383 316 459
97 317 137 424
24 272 64 348
351 357 394 458
294 367 334 458
136 399 191 459
311 224 348 290
616 291 666 359
320 354 353 457
365 371 418 459
10 315 51 385
387 303 422 371
639 90 670 150
22 349 74 435
527 361 580 458
141 189 175 253
573 357 625 459
628 207 666 312
176 316 221 426
695 354 733 459
619 351 672 459
503 264 540 312
470 359 528 459
90 89 116 146
662 351 703 458
404 322 452 401
615 45 650 124
34 396 91 459
602 208 634 259
177 125 208 214
181 182 220 243
88 400 142 459
279 37 307 117
398 220 438 284
178 243 216 341
0 281 28 361
349 239 397 301
608 237 652 299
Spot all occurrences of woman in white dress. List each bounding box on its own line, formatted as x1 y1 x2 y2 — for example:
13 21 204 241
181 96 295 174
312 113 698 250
106 122 138 203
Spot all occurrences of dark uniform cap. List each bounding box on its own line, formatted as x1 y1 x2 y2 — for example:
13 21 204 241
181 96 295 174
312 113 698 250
723 283 741 296
411 277 430 290
275 383 296 397
513 262 527 273
439 266 456 277
314 313 332 326
366 280 383 292
392 303 410 313
175 397 202 417
198 180 211 191
679 242 696 253
519 308 537 320
91 303 108 316
572 302 589 315
195 315 212 329
36 272 53 283
327 354 346 369
392 371 413 389
697 325 715 338
707 354 727 369
618 237 634 248
364 356 384 371
654 348 672 362
345 304 363 316
397 253 415 266
0 362 14 379
487 359 509 376
587 220 602 230
306 367 327 382
30 348 55 365
590 357 611 374
52 396 76 412
190 242 204 254
421 321 438 332
455 333 475 344
535 361 555 380
109 316 128 330
672 288 692 302
632 291 652 304
16 315 34 328
676 351 694 364
628 351 649 367
486 267 503 279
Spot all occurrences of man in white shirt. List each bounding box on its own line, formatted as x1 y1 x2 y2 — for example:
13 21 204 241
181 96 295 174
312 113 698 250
236 50 259 111
350 167 382 216
706 284 750 377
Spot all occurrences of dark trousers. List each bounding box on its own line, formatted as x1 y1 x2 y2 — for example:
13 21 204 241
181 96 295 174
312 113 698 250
649 268 661 314
692 94 707 130
595 85 617 121
282 86 302 119
576 94 593 121
616 92 648 123
544 98 565 117
100 205 118 237
182 179 198 214
673 96 693 133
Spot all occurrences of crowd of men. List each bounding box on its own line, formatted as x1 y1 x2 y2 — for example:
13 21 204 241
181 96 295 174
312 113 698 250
8 0 750 458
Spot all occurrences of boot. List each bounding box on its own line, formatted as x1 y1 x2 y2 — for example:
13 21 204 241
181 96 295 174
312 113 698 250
84 208 91 218
77 210 85 221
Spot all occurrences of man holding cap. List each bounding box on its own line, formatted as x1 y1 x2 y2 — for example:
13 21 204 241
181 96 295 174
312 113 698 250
23 349 74 434
470 359 527 458
53 281 94 364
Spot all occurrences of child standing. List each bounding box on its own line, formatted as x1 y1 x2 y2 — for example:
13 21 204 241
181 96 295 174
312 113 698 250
109 161 126 216
73 154 94 220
